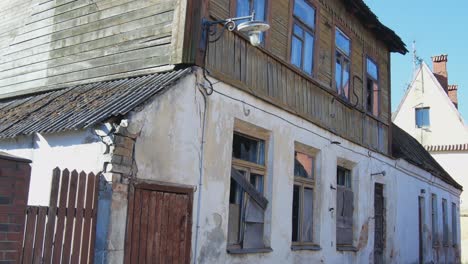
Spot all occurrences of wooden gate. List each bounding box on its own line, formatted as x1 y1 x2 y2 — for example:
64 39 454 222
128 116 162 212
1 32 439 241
21 168 99 264
125 183 193 264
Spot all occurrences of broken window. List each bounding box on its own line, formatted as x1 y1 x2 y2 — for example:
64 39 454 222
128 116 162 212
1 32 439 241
442 199 448 246
336 166 353 247
335 28 351 99
366 57 380 116
228 132 268 251
292 150 315 246
432 194 438 247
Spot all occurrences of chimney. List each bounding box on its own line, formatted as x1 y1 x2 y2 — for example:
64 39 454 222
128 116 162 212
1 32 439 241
448 84 459 108
432 54 448 92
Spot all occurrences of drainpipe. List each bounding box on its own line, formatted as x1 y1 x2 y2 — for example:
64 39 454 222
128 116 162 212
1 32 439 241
193 71 209 264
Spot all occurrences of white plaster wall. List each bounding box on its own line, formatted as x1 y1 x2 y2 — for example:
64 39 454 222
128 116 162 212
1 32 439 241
0 129 107 205
393 63 468 146
129 73 462 263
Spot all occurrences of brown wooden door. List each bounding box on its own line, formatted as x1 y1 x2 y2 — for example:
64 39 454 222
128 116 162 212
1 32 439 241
374 184 384 264
125 183 193 264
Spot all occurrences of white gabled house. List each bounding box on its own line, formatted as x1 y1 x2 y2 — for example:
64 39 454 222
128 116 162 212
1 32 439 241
394 54 468 263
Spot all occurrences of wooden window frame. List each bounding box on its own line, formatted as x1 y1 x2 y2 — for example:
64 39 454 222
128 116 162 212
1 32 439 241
289 0 318 76
365 56 380 117
291 143 319 250
333 27 352 101
336 165 355 250
431 194 438 247
230 0 271 48
227 120 270 253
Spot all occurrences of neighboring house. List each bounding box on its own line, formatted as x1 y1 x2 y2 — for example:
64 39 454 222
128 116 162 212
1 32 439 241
0 1 462 264
394 54 468 263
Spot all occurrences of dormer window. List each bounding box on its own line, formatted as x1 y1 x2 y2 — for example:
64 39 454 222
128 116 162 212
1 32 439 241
236 0 268 44
335 28 351 99
290 0 316 75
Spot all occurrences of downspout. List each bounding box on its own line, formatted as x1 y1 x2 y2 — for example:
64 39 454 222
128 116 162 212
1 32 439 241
193 71 209 264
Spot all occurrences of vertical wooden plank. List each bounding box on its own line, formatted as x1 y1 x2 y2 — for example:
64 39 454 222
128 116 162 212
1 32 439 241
43 168 60 264
22 207 38 264
52 169 70 264
130 189 142 264
158 193 171 264
124 185 135 264
80 173 95 264
177 195 189 264
88 173 100 263
167 194 179 263
138 190 150 264
71 172 87 264
32 207 47 264
152 192 163 261
145 192 157 263
61 170 78 263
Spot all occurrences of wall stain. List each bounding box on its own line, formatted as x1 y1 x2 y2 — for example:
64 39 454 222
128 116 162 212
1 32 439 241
198 213 225 264
357 220 369 250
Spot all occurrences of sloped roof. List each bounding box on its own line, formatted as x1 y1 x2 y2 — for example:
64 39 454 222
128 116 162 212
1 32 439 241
341 0 407 54
0 151 31 163
392 123 462 190
0 68 191 139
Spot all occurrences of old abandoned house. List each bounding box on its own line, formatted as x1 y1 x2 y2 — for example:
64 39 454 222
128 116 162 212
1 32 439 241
393 54 468 263
0 0 463 263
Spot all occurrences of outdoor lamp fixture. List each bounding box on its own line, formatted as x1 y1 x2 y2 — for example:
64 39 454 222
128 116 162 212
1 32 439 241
371 171 386 177
202 11 270 47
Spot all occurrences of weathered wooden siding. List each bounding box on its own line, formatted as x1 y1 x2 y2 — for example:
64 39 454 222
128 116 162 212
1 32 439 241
0 0 186 98
207 0 392 154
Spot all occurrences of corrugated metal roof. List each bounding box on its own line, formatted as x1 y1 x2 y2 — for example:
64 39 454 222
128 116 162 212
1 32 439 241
0 68 191 139
392 123 462 190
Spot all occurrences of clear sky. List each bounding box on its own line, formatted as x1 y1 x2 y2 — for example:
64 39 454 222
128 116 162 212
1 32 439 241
364 0 468 119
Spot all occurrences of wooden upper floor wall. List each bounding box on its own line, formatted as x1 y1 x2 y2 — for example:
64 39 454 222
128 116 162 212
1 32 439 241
203 0 403 155
0 0 187 98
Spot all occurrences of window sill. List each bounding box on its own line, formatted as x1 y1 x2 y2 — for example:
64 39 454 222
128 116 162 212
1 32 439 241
336 245 358 252
291 244 321 251
227 247 273 254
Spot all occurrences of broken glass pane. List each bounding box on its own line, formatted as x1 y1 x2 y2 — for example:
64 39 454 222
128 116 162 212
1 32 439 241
294 151 314 179
232 133 265 165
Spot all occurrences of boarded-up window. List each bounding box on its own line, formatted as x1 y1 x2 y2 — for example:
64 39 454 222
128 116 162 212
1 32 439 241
228 132 268 251
432 194 438 247
442 199 448 246
292 150 315 245
336 166 353 246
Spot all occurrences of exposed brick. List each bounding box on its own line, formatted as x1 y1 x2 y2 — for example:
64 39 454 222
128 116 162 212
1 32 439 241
111 154 122 164
3 251 19 261
0 224 22 233
0 197 10 205
5 233 21 242
107 164 132 175
121 156 133 166
113 147 132 157
0 242 20 251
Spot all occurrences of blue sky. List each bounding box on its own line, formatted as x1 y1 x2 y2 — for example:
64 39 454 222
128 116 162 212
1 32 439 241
364 0 468 119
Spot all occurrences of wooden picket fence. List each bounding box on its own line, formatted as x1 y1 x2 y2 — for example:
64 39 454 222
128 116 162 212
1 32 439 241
21 168 100 264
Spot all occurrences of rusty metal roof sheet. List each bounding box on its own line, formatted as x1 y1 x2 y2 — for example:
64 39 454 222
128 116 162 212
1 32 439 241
392 123 462 190
0 68 191 139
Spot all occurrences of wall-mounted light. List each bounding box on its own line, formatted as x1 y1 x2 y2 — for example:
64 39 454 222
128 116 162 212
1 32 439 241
202 11 270 47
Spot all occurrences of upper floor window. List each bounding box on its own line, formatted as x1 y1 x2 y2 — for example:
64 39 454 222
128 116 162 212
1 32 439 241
335 28 351 99
415 107 430 128
290 0 316 75
292 149 316 246
366 57 379 116
236 0 267 44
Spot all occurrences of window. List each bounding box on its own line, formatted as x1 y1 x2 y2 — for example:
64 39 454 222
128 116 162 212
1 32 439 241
236 0 267 44
335 28 351 99
415 107 430 128
442 199 448 246
432 194 438 247
452 203 458 246
228 132 269 251
292 148 316 247
336 166 353 247
366 57 379 116
290 0 316 75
